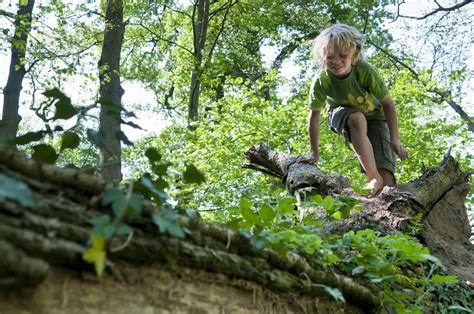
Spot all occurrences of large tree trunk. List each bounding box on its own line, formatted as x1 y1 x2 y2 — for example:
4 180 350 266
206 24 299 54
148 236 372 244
0 0 35 140
98 0 125 184
243 142 473 282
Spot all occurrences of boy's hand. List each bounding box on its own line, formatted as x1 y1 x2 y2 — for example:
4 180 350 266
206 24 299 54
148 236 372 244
391 139 408 160
297 153 319 165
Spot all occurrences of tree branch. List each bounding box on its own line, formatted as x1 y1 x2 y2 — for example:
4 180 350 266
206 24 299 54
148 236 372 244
396 0 472 20
368 40 473 132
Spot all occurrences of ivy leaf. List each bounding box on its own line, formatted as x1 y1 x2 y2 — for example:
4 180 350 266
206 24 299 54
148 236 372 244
152 208 185 238
183 164 205 184
127 193 143 218
115 223 133 237
82 233 106 276
101 188 122 207
60 131 80 151
0 174 35 208
252 238 268 250
32 144 58 164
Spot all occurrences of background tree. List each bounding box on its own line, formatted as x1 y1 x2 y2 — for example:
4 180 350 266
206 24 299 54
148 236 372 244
0 0 35 140
98 0 125 183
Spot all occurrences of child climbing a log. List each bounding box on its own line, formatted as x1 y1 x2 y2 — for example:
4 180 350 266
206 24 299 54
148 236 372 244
298 24 408 196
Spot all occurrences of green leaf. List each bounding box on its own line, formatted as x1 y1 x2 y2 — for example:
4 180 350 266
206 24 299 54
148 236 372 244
323 287 345 303
88 214 115 240
0 174 35 208
152 163 170 177
310 194 323 204
322 195 334 211
43 87 65 99
14 131 45 145
60 131 80 151
127 193 143 218
32 144 58 164
101 188 126 217
152 208 185 238
20 0 29 5
183 164 205 184
83 233 106 276
140 176 168 204
101 188 123 207
331 211 341 221
240 199 257 223
431 274 458 284
54 98 77 120
447 305 472 312
340 206 351 219
252 238 268 250
258 204 275 225
277 197 296 215
145 147 162 162
115 223 133 237
352 266 365 276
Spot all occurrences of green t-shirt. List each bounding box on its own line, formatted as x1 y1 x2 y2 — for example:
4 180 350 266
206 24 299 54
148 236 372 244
308 61 389 120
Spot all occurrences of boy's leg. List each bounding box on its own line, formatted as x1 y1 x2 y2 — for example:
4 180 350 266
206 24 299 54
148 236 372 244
379 168 395 186
346 112 383 193
367 120 397 187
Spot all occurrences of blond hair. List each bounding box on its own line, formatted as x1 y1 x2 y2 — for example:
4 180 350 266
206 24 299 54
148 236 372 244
312 24 365 69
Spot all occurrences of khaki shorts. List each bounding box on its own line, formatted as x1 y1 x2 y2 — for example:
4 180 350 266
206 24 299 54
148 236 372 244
328 106 396 175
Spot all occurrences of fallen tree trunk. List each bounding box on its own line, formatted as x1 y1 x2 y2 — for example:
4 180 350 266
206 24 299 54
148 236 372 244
243 142 473 283
0 143 378 313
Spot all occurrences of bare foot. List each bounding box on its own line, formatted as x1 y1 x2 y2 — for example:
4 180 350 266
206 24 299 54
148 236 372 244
366 178 383 197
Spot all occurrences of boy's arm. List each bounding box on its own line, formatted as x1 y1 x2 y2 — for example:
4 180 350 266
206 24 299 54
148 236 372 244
381 95 408 160
299 109 321 164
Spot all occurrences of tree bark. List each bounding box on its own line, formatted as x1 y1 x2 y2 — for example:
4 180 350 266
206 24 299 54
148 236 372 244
0 0 35 140
243 142 473 282
0 144 380 312
188 0 209 125
98 0 125 184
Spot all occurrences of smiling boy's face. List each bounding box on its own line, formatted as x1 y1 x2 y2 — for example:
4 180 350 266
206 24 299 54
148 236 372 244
323 42 356 78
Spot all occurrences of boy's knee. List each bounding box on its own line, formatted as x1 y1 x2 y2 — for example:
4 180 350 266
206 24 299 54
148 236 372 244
347 112 366 132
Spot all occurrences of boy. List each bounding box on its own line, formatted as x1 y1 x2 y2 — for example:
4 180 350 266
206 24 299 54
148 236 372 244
298 24 408 196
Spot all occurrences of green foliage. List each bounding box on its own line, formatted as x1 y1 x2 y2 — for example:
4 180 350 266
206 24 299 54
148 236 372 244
224 193 470 312
3 1 471 311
